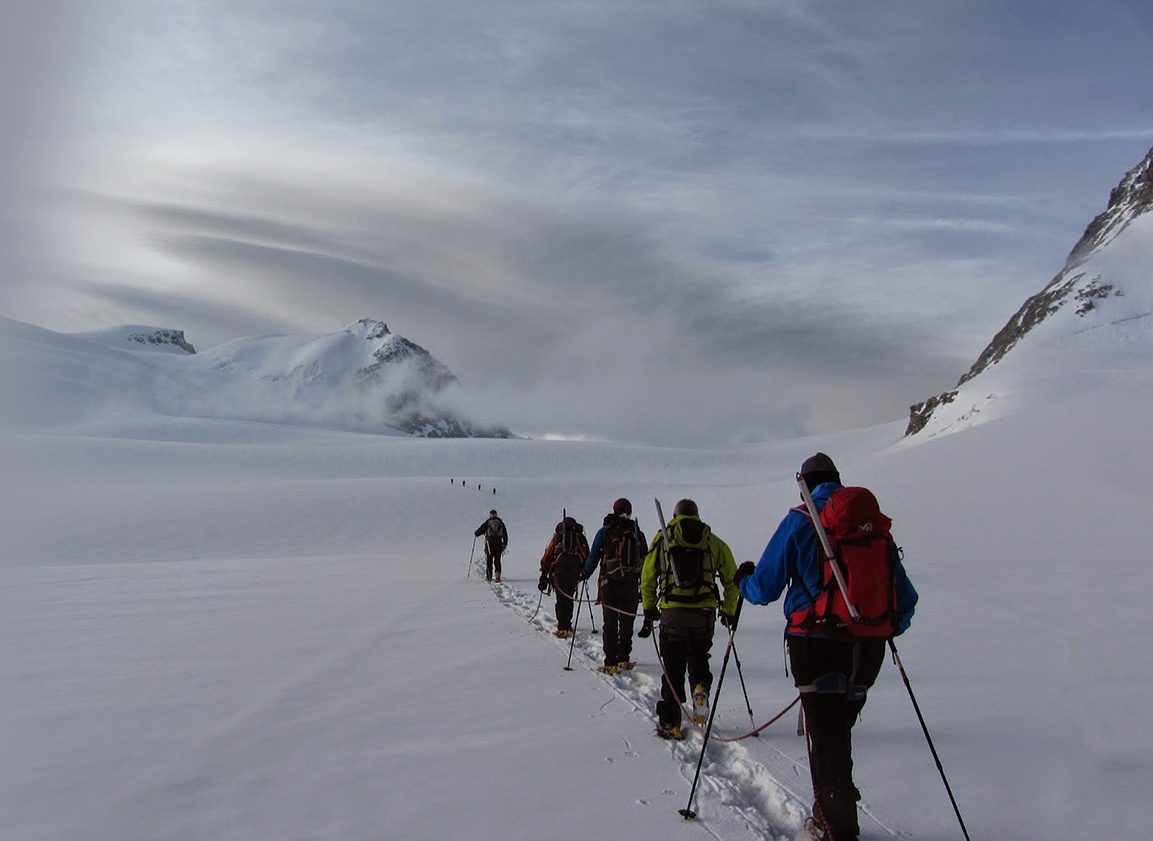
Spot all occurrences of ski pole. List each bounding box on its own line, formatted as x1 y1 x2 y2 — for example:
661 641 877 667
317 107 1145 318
466 535 477 578
563 576 584 671
583 579 599 634
888 639 972 841
679 598 743 820
729 638 757 734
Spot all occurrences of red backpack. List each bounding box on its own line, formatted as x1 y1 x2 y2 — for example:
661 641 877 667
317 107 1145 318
787 486 900 638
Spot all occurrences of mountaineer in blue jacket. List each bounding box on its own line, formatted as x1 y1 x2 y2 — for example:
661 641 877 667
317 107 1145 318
736 453 918 841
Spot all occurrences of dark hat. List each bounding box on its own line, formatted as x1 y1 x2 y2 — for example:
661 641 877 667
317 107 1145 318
800 452 838 476
673 499 699 517
612 498 632 515
799 452 840 491
489 509 497 517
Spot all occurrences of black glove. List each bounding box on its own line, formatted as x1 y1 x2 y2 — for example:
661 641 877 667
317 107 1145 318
637 616 654 639
537 573 549 593
644 607 661 623
719 612 737 630
734 561 756 585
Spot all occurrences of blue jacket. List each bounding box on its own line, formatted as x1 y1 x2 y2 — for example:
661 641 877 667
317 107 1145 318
739 482 918 636
582 515 647 581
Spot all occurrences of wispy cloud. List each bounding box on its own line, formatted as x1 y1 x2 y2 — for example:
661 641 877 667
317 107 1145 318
8 0 1153 444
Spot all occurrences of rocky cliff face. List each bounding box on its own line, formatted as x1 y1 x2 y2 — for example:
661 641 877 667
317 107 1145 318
125 329 197 354
351 319 458 392
907 145 1153 436
343 319 507 438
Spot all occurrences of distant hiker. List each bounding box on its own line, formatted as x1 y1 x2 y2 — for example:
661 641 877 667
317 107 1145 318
641 499 739 740
581 498 647 674
736 453 918 841
474 509 508 582
538 516 590 638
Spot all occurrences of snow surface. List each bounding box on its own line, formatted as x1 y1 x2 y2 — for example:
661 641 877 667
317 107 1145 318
2 313 1152 841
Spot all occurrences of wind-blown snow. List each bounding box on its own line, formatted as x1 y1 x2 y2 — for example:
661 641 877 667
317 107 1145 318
2 306 1151 840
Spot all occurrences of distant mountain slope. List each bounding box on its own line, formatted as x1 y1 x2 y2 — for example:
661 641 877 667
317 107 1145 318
73 326 198 355
0 317 510 438
906 144 1153 437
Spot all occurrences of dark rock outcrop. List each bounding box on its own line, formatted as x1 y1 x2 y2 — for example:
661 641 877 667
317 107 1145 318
126 329 196 354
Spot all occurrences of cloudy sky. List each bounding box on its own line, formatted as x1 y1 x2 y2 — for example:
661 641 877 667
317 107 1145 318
3 0 1153 446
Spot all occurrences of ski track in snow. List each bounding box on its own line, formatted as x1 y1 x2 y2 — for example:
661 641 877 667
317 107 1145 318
480 562 905 841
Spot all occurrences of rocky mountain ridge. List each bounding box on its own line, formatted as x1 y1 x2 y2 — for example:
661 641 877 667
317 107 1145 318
906 144 1153 436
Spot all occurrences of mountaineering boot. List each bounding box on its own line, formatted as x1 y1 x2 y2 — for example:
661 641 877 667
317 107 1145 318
812 786 860 841
656 722 684 740
692 683 709 724
616 661 635 671
804 815 829 840
494 574 501 583
596 664 618 675
555 629 570 638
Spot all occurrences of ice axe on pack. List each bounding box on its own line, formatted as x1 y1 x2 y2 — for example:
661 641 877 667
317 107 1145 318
654 497 686 587
796 473 858 620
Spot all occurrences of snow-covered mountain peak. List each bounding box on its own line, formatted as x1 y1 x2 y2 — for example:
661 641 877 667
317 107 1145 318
906 144 1153 438
1065 145 1153 270
345 318 391 341
1 317 507 438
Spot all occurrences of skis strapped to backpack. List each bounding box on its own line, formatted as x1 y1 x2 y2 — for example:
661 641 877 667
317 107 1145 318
790 477 900 638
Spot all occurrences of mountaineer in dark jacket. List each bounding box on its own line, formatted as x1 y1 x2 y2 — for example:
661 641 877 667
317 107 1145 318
474 510 508 582
581 498 647 674
538 517 590 638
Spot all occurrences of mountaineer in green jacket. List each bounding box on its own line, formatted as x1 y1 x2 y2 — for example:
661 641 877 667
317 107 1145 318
640 499 739 740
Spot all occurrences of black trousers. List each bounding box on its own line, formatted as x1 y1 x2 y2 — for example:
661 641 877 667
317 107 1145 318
552 564 581 632
655 607 715 727
597 578 639 666
484 544 503 579
787 635 886 838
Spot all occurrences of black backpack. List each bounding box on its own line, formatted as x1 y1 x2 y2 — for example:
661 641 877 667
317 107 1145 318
658 518 717 605
600 516 640 581
552 518 587 570
485 517 506 548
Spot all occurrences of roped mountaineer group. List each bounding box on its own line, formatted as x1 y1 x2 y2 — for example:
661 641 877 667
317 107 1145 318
476 453 918 841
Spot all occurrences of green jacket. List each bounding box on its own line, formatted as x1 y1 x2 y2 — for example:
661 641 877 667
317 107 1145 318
641 514 739 616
